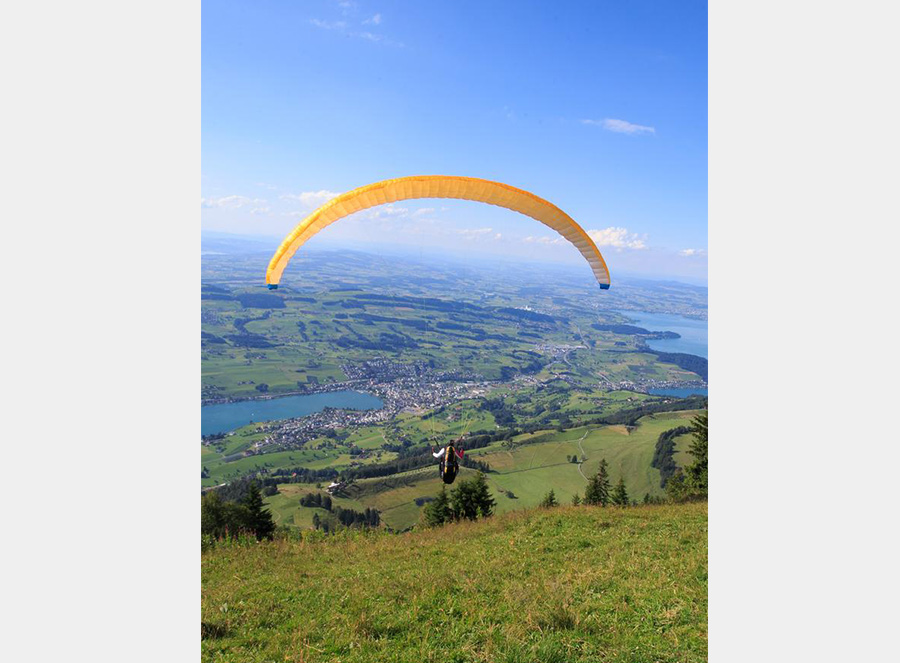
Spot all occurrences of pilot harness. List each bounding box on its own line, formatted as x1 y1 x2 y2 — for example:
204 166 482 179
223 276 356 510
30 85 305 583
440 445 461 484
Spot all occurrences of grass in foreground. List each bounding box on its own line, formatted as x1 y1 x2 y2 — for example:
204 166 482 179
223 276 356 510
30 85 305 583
202 502 707 662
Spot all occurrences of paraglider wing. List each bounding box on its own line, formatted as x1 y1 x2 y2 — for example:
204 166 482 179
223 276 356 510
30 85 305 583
265 175 611 289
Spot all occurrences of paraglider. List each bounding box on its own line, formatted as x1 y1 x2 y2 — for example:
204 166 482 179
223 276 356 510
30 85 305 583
433 440 465 485
265 175 611 290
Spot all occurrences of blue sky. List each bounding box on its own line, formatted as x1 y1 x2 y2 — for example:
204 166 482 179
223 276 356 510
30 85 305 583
202 0 707 283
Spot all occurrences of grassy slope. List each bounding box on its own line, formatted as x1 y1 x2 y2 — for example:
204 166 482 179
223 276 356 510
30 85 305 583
263 411 703 531
202 502 707 663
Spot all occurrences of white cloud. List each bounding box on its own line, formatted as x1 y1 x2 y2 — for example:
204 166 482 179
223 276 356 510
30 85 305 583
310 13 402 46
679 248 707 257
523 235 563 245
582 118 656 135
201 195 266 210
587 227 647 249
280 190 340 207
249 207 271 215
309 18 347 30
457 227 495 240
412 208 436 217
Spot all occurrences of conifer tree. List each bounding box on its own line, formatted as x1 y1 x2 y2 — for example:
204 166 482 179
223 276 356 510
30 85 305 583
540 489 559 508
571 493 582 506
201 490 227 538
243 481 276 540
612 477 629 507
449 473 496 521
584 458 611 506
685 413 708 496
423 487 452 527
471 472 496 518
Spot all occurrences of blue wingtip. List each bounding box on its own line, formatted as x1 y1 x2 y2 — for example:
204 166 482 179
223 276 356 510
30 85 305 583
267 284 278 290
599 283 610 290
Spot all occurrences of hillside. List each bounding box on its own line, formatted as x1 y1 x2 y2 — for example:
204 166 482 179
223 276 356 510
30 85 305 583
260 409 705 531
202 502 707 662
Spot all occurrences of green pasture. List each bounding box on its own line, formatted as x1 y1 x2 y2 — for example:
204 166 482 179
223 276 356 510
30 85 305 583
203 502 708 663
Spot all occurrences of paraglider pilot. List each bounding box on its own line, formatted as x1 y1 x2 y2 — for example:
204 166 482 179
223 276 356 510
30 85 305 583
432 439 464 484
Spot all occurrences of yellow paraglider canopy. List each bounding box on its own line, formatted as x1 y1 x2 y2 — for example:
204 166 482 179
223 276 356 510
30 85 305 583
265 175 611 289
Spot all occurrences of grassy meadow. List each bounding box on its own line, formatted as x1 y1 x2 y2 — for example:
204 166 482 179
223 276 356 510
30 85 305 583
202 502 707 663
259 410 703 531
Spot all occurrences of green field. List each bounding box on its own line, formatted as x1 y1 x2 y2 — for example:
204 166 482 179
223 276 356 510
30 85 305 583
202 501 708 663
202 250 706 403
260 410 703 531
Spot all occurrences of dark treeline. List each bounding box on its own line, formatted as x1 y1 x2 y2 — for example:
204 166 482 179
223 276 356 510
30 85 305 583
201 293 237 302
460 455 492 473
341 453 434 481
591 323 651 335
226 334 275 348
651 426 692 487
665 413 708 502
646 350 708 380
593 396 708 426
269 467 339 483
436 321 468 331
351 313 431 330
313 506 380 533
201 331 228 344
335 332 419 351
299 492 333 510
201 482 275 542
590 323 681 339
201 283 232 294
495 307 558 324
479 398 517 426
237 293 286 309
352 293 483 314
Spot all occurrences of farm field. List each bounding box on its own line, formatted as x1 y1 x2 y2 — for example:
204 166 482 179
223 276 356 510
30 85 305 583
262 411 704 531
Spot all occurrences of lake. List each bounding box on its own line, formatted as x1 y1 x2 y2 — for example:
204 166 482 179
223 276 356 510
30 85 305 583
623 311 708 359
201 390 384 436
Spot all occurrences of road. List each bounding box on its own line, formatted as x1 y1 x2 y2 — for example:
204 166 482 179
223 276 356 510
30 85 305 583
575 429 590 480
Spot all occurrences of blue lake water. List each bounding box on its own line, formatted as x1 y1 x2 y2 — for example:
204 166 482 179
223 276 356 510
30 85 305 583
201 390 384 436
623 311 708 359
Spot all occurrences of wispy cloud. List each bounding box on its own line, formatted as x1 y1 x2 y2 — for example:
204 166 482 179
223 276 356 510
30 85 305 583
309 18 347 30
280 190 340 207
679 248 707 257
587 227 647 249
523 235 564 245
310 8 402 46
201 195 266 210
582 118 656 135
457 227 497 240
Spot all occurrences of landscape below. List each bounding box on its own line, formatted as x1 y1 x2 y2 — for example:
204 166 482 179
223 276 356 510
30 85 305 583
202 244 707 530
